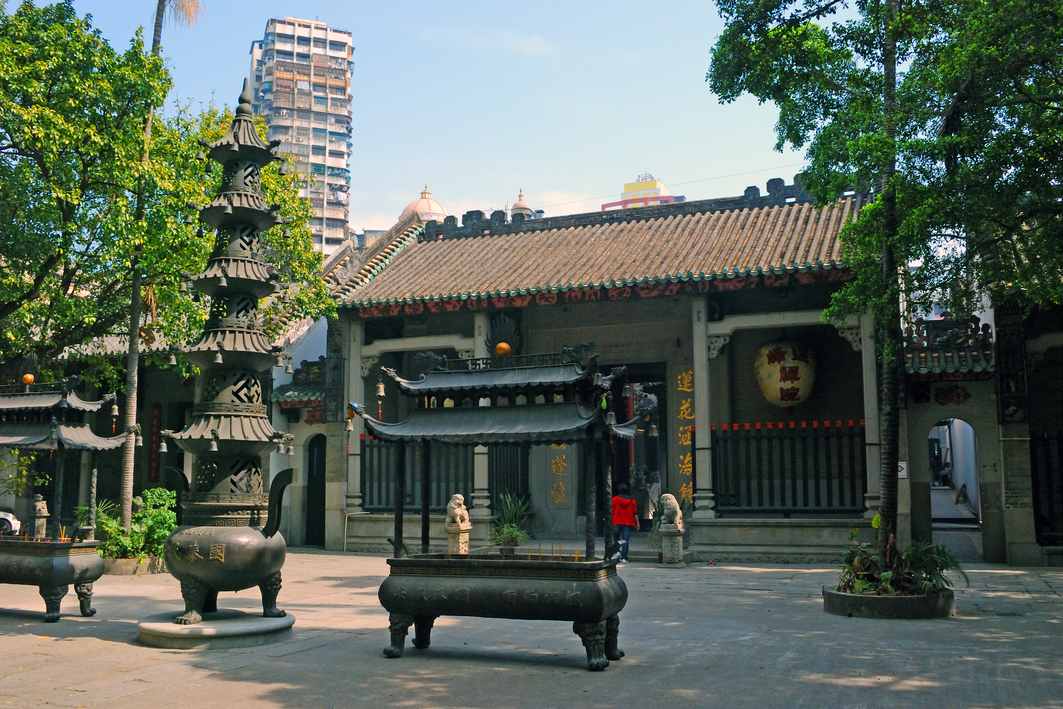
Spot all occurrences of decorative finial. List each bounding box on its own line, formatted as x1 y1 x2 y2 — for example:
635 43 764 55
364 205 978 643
518 188 524 200
421 185 430 199
236 78 253 117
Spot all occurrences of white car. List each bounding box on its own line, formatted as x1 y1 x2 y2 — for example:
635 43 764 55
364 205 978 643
0 511 21 535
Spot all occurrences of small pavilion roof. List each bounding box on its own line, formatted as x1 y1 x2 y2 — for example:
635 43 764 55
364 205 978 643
0 422 125 451
352 401 642 444
384 361 592 396
0 389 111 413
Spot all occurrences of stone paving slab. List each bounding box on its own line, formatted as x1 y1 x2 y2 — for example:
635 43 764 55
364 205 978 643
0 551 1059 708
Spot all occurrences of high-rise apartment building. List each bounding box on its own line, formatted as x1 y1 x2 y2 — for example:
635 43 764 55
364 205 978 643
248 18 354 255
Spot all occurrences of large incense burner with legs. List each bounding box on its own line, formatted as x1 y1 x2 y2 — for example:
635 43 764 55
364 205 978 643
351 343 655 671
379 554 627 670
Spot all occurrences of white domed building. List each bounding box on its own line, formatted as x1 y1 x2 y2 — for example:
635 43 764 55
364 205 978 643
511 189 534 217
400 185 449 223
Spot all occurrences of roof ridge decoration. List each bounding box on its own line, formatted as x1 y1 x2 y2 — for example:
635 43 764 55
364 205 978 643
332 215 424 302
419 176 822 243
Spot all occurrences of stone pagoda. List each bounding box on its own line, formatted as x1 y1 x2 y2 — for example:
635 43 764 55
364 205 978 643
159 81 294 628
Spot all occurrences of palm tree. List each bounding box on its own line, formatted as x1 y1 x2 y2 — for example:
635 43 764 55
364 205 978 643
120 0 205 528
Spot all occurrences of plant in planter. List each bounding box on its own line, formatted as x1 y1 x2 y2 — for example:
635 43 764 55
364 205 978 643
836 527 969 596
490 493 531 549
825 526 969 619
78 488 177 560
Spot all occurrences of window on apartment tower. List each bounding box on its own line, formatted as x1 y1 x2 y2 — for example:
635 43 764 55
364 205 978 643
313 84 326 93
296 36 310 46
313 38 326 49
328 41 346 52
329 86 345 95
276 50 293 60
276 33 294 44
312 146 325 156
314 96 328 106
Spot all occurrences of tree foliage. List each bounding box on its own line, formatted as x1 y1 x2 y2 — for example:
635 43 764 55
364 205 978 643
0 2 334 385
709 0 1063 318
0 1 167 367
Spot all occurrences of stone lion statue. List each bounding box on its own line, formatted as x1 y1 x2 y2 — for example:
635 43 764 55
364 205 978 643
446 494 470 528
660 493 683 532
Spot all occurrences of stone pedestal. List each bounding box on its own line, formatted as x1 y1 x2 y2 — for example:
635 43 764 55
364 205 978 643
446 522 471 555
660 524 685 565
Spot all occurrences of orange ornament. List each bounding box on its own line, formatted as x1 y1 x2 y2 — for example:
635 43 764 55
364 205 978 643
494 342 511 357
21 373 34 385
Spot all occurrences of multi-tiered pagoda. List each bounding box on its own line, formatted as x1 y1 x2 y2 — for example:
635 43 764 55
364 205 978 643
160 82 293 626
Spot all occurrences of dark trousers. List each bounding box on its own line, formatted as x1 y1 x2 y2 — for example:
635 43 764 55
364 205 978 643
613 524 633 560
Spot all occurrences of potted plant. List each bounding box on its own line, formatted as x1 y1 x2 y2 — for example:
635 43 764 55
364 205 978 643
79 488 177 575
490 493 531 553
823 523 969 619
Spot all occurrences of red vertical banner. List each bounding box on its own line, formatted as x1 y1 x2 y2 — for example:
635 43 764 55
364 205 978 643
148 404 162 483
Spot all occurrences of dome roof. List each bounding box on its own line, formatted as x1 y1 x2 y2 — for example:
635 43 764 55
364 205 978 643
400 185 449 222
511 188 533 216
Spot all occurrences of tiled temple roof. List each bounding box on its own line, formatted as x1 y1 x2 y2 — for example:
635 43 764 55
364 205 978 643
336 192 867 309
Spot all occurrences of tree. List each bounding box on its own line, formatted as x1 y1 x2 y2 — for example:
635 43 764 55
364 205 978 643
119 0 205 529
0 3 333 525
708 0 1063 560
0 1 168 365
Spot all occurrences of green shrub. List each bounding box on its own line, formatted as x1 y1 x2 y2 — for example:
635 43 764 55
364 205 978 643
836 529 969 596
79 488 178 559
491 493 531 546
490 522 529 547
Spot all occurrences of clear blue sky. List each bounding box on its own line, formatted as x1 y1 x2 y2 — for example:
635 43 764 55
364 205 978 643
71 1 806 231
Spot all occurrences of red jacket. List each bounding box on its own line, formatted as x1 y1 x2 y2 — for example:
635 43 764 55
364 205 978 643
612 495 638 527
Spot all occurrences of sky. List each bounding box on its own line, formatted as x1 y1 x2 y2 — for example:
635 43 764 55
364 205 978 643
70 1 807 232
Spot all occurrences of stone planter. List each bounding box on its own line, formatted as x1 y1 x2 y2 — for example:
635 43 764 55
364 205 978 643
0 539 104 622
103 557 167 576
379 554 628 670
822 587 955 619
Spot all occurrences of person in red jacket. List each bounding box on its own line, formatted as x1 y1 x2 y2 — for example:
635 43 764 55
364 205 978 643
611 482 640 563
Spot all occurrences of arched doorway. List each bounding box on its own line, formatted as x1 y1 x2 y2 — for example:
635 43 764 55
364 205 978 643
929 418 982 562
305 434 327 547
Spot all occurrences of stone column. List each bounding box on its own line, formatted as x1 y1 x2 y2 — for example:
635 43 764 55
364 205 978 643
470 313 491 538
345 320 365 512
690 300 716 519
858 312 882 517
323 318 347 550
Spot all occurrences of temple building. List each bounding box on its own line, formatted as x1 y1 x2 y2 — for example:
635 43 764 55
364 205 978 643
264 176 1061 567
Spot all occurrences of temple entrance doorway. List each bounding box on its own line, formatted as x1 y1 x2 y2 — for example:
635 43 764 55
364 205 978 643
305 434 327 547
929 418 982 562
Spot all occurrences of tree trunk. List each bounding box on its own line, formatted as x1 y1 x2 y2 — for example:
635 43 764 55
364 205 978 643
877 0 901 562
120 261 141 529
119 0 167 528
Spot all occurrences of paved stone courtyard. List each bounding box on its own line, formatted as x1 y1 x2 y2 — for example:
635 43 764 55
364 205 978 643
0 550 1059 708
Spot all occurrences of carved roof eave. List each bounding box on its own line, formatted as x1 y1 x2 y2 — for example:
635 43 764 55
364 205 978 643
384 362 592 396
903 345 996 375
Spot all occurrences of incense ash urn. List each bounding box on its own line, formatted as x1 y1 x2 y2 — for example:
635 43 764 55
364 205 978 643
161 81 294 625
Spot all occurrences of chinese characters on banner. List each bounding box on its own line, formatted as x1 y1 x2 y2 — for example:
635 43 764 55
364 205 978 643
547 444 570 507
677 370 694 503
